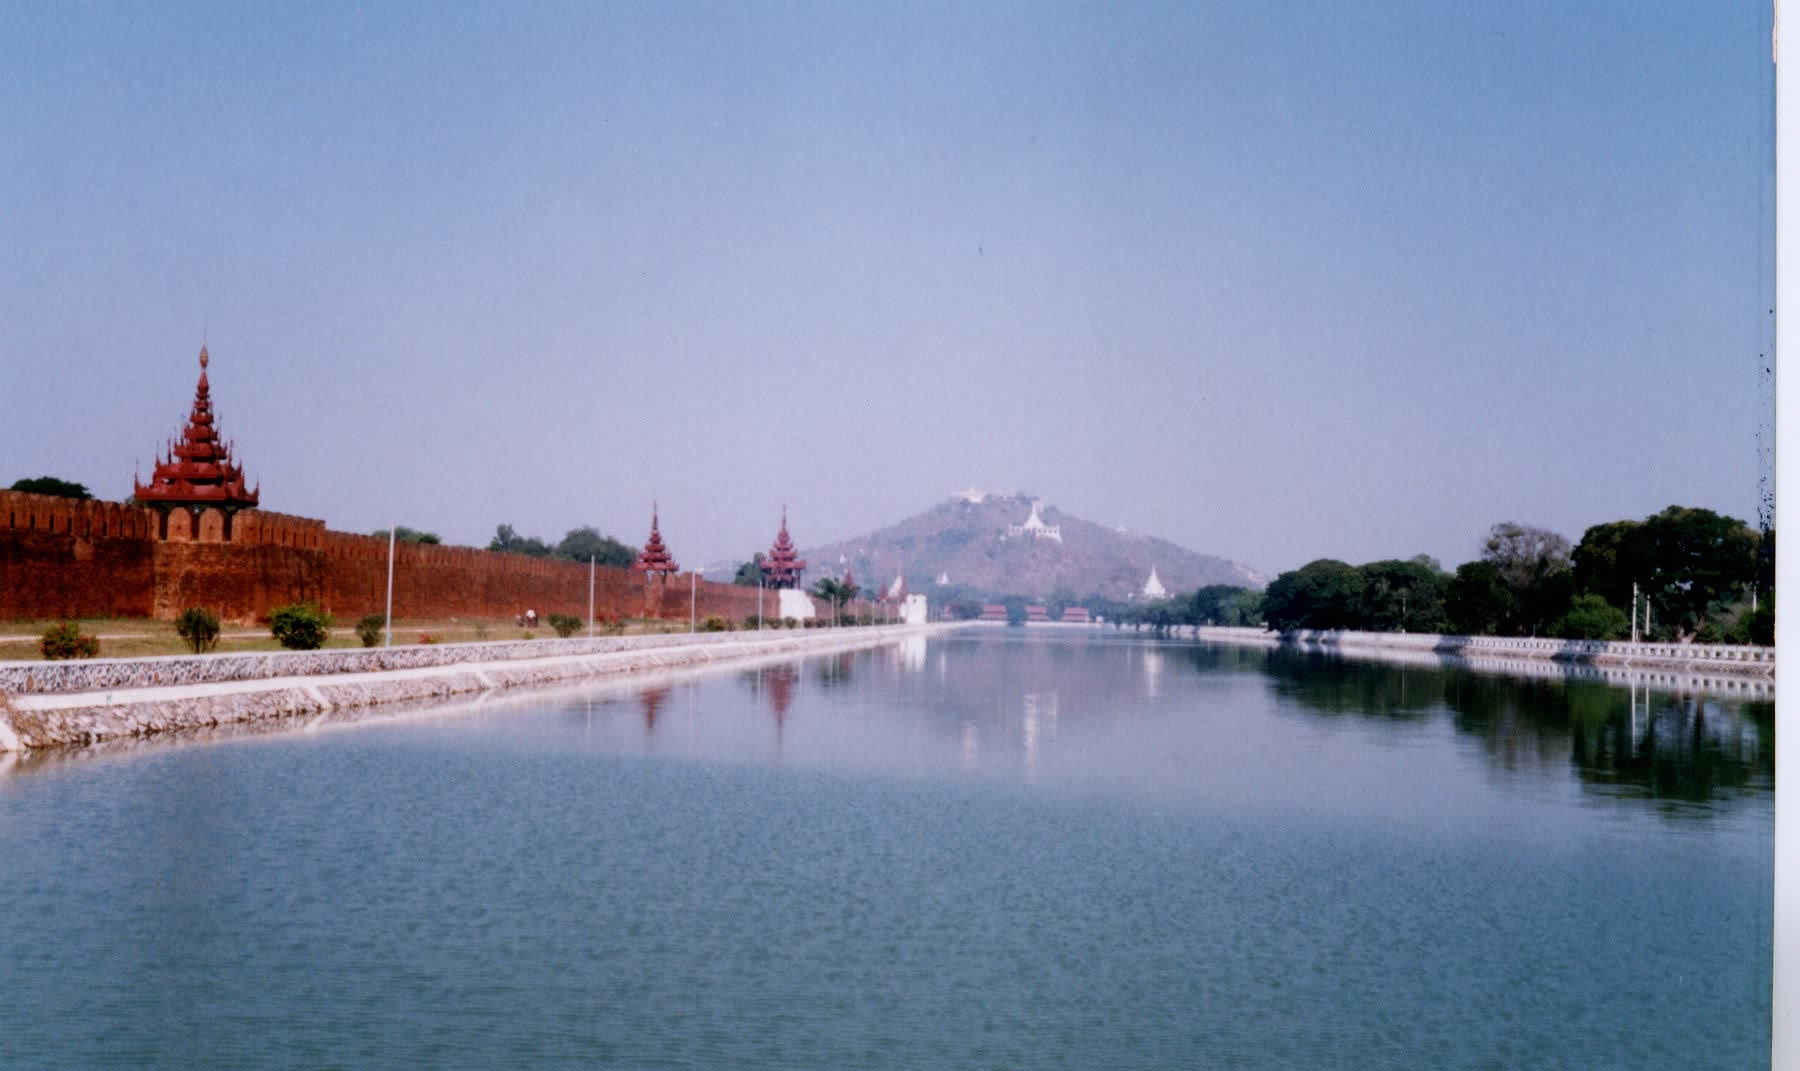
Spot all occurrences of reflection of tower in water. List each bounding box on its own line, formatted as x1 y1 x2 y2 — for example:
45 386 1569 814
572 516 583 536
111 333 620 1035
762 664 798 730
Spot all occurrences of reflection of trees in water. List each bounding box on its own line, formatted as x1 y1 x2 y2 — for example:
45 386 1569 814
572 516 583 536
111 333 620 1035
1565 690 1772 805
816 651 857 688
1257 645 1771 806
1262 647 1441 720
1179 643 1272 677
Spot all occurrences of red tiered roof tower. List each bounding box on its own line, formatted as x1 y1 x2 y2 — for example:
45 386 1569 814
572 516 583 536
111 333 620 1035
134 346 260 515
760 508 806 589
632 504 679 577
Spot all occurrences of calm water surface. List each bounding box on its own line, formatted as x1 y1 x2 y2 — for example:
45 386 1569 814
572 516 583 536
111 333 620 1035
0 632 1772 1069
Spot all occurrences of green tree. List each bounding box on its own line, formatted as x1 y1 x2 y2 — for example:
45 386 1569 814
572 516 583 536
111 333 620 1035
269 602 332 650
1445 561 1513 635
1634 506 1759 636
355 614 385 647
174 607 222 654
1572 519 1646 609
555 527 634 567
1553 593 1629 640
1190 585 1257 625
1481 522 1574 635
1262 560 1366 631
734 553 767 586
372 526 441 544
1359 559 1449 633
488 524 553 557
810 576 860 621
40 621 99 659
11 476 91 499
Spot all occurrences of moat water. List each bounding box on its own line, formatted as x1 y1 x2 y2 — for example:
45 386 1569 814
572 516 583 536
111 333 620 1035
0 631 1772 1069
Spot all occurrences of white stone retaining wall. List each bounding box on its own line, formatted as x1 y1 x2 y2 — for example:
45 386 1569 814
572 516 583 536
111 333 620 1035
0 628 892 695
0 625 952 752
1188 622 1778 684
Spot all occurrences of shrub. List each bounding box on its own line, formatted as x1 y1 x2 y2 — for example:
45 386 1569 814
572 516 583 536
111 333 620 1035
356 614 386 647
743 615 763 630
269 602 332 650
783 617 798 629
418 633 438 645
40 621 99 660
548 613 583 638
700 615 728 632
174 607 222 654
1553 594 1629 641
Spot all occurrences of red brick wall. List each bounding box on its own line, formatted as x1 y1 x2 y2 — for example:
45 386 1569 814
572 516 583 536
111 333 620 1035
0 492 158 620
0 490 822 624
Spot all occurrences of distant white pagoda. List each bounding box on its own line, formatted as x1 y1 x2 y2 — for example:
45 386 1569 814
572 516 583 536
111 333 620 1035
885 573 907 600
935 572 950 585
1006 500 1062 543
1141 566 1168 600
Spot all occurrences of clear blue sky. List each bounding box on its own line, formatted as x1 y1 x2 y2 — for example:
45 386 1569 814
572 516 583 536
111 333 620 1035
1 1 1773 576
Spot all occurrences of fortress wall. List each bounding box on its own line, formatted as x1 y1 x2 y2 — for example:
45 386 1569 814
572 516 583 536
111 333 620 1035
1 490 826 625
0 491 159 620
150 542 326 623
317 534 801 624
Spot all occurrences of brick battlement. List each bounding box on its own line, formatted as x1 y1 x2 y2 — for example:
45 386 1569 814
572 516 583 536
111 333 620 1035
1 490 157 541
1 489 817 625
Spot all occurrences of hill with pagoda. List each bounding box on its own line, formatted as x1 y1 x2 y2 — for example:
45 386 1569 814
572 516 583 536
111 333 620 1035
797 492 1264 603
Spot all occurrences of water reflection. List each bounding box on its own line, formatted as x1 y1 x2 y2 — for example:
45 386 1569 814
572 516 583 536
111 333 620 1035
638 685 670 732
1253 643 1772 808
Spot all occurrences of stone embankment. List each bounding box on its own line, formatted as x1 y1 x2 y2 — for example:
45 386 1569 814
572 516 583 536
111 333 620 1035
0 625 954 752
1188 625 1773 696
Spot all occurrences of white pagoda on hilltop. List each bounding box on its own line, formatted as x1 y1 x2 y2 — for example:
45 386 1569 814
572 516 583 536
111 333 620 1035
1006 500 1062 543
1141 567 1168 600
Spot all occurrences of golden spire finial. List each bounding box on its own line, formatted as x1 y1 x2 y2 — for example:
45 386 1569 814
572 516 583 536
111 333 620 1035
199 344 209 369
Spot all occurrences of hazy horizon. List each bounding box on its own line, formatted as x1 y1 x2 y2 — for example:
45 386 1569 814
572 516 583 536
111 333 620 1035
2 2 1773 577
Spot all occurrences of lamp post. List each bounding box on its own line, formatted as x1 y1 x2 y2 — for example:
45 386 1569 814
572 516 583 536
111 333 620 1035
690 566 702 632
588 555 595 639
383 526 395 647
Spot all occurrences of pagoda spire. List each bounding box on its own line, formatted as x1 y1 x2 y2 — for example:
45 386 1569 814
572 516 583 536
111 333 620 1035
759 507 806 589
632 502 679 577
134 346 259 511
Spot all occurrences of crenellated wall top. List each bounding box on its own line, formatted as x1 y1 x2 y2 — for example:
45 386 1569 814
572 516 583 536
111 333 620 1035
0 489 157 539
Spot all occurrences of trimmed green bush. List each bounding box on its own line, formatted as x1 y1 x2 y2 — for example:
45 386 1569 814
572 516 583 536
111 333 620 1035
700 615 728 632
40 621 99 660
548 613 583 638
356 614 386 647
269 602 332 651
174 607 222 654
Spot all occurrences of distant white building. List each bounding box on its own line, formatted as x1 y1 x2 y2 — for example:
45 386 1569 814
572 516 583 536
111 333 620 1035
1006 500 1062 543
900 593 928 625
777 588 816 621
1141 567 1168 600
935 572 950 586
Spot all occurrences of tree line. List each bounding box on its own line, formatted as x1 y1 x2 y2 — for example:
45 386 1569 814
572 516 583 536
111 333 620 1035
1124 506 1771 646
487 524 636 568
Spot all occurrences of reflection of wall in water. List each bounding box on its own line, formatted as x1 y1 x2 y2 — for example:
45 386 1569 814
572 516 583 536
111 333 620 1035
1022 691 1058 768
